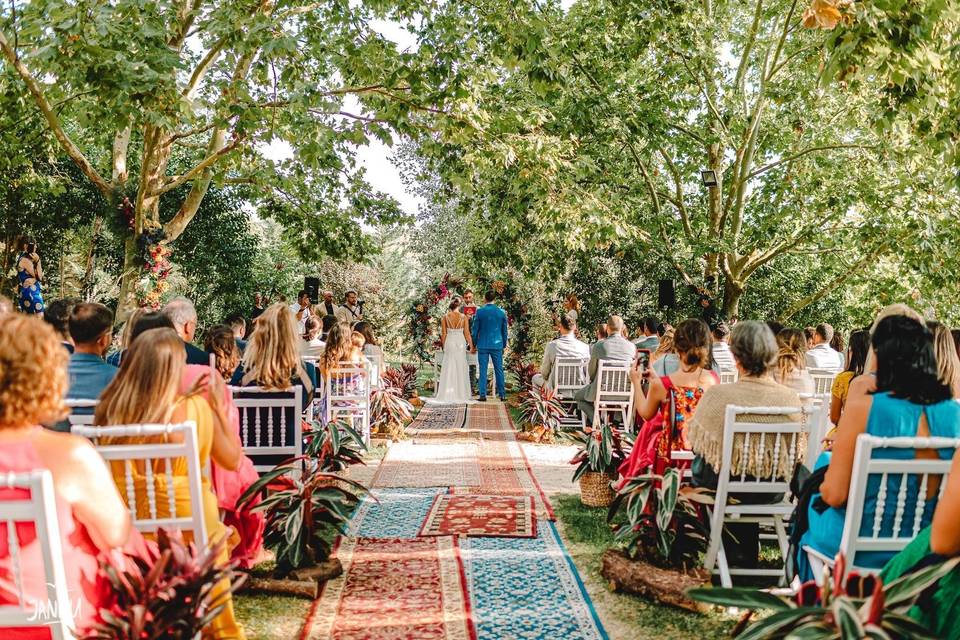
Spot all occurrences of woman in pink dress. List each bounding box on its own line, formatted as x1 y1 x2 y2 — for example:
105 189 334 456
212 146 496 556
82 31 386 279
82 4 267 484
0 316 136 638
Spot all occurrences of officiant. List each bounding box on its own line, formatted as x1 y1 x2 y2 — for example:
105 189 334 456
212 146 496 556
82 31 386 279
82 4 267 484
462 289 479 394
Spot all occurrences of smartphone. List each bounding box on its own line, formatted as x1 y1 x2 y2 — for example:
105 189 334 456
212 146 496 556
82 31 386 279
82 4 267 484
26 243 36 253
636 349 651 373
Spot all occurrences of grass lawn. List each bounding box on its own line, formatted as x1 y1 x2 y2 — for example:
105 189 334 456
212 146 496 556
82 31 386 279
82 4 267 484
553 494 737 640
235 592 312 639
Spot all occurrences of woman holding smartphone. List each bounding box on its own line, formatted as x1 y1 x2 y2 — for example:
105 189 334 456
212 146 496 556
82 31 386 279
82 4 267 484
16 236 44 315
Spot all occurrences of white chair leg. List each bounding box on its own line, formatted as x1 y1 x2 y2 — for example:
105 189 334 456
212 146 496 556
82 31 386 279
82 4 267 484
717 541 732 588
703 505 725 574
773 516 789 560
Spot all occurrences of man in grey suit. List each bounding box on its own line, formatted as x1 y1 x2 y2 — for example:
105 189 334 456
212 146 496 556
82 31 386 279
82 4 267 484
532 316 591 390
575 315 637 418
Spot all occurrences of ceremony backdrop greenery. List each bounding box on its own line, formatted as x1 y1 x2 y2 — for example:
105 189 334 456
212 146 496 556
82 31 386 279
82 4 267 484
3 0 960 349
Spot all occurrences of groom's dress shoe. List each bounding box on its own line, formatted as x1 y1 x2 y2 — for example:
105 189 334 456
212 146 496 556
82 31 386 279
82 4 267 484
477 397 487 402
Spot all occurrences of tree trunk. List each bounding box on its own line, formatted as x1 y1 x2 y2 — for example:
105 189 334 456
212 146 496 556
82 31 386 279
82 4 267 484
722 279 744 318
116 236 139 322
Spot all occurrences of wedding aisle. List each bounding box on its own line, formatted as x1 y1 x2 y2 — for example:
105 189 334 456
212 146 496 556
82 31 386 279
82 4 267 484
301 401 608 640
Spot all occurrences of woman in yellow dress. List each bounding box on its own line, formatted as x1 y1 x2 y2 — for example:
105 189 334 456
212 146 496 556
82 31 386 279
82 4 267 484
94 327 245 640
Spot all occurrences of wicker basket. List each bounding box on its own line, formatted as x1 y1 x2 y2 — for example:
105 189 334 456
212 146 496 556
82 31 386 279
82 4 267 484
579 471 616 507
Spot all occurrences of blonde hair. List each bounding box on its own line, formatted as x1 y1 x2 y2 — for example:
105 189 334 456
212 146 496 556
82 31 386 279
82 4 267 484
652 328 675 362
0 316 68 428
931 322 960 397
319 321 354 374
241 303 310 391
775 328 807 382
95 328 185 426
119 308 148 351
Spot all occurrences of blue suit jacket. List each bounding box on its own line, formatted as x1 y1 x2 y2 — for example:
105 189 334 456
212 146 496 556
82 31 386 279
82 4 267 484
472 303 509 351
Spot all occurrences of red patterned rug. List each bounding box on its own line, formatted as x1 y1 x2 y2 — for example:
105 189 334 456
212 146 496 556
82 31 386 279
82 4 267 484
306 536 476 640
419 494 536 539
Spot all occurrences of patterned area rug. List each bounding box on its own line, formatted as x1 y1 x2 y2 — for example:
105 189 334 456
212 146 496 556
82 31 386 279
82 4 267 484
307 536 476 640
371 441 482 488
419 494 536 539
454 404 556 520
407 403 468 433
461 521 608 640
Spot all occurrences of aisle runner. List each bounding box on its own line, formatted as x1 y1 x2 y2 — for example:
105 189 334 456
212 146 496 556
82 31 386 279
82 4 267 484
406 403 468 434
371 441 482 488
419 494 536 539
305 402 606 640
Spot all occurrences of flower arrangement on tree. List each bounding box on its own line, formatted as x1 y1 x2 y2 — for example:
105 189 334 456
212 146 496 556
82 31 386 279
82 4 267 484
134 224 172 310
409 273 456 362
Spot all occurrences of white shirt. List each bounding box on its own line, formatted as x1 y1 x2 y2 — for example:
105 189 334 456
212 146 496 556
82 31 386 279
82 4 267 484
300 337 325 359
712 342 736 372
289 302 311 333
805 343 844 372
540 333 591 387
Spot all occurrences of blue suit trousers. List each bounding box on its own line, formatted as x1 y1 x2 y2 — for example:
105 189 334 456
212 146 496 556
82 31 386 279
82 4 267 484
477 349 505 399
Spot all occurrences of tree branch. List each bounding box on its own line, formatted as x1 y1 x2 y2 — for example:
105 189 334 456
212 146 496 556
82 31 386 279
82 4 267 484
151 134 245 196
0 29 112 197
658 148 693 239
747 144 874 180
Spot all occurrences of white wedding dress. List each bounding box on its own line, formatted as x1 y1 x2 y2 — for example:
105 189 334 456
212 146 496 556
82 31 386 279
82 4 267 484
433 313 472 404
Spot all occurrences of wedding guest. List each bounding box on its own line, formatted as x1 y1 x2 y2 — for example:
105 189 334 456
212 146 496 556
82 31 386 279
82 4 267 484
830 330 845 353
462 291 479 392
350 330 366 361
651 326 677 375
929 320 960 397
767 320 785 337
634 315 660 351
95 327 246 639
575 315 636 419
163 296 208 365
830 329 869 424
232 303 317 411
774 328 815 394
805 323 844 372
803 326 815 349
621 319 719 481
356 321 384 361
846 304 927 404
0 295 12 314
300 316 325 358
564 294 581 323
227 314 247 353
251 292 266 321
320 313 337 342
64 303 117 426
532 316 590 390
318 321 361 376
289 290 313 334
15 236 44 315
107 307 147 366
797 315 960 581
205 325 242 382
316 290 341 319
336 289 363 324
0 316 136 636
711 321 736 372
687 321 801 566
43 298 80 353
881 448 960 638
594 322 609 341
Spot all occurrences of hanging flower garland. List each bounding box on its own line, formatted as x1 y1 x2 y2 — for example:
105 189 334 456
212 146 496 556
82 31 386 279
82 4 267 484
409 273 455 362
134 224 172 310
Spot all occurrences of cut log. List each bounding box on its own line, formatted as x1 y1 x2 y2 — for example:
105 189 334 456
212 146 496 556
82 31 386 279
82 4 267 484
290 558 343 583
600 549 710 613
241 577 319 599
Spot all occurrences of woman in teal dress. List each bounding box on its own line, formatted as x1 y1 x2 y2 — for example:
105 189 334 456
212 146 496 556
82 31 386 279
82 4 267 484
881 448 960 639
796 315 960 581
16 236 44 315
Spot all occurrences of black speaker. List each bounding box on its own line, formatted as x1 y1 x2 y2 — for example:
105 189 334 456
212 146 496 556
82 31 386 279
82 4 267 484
658 279 676 309
303 277 320 305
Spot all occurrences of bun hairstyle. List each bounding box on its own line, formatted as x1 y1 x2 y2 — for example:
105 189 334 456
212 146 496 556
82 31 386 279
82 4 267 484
776 328 807 381
449 297 463 311
673 319 711 367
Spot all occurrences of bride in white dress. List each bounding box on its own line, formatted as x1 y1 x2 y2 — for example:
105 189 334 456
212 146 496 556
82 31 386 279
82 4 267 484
433 298 473 404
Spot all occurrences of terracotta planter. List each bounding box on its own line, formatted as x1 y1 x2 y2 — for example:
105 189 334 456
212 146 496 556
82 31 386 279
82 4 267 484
579 471 616 507
600 549 710 613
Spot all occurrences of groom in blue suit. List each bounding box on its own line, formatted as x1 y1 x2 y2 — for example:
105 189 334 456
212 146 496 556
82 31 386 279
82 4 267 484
471 289 509 401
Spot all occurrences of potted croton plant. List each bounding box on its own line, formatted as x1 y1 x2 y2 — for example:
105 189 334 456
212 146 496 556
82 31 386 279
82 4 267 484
688 553 960 639
570 423 630 507
601 467 714 610
518 385 566 443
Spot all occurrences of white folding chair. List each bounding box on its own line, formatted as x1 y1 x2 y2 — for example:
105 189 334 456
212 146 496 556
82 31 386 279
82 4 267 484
64 399 98 427
70 422 208 544
808 368 837 395
325 365 372 445
804 434 960 582
592 359 635 431
703 405 813 587
364 353 385 389
229 386 306 473
0 470 74 639
554 357 589 427
798 393 831 466
719 370 739 385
